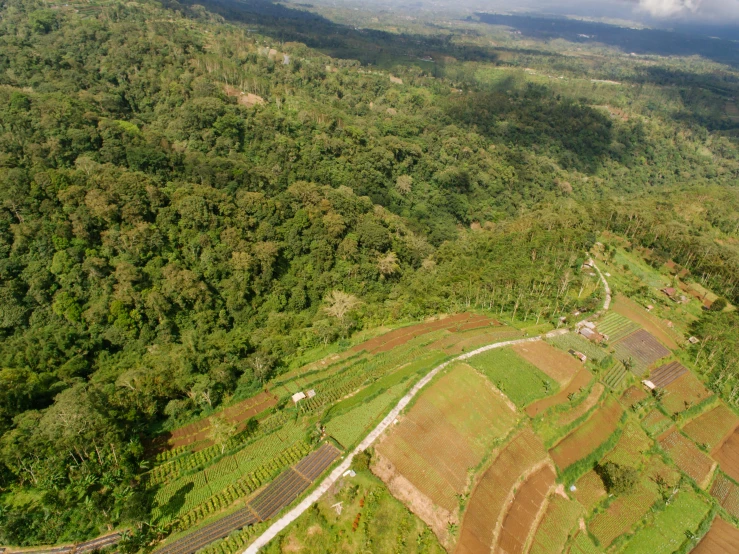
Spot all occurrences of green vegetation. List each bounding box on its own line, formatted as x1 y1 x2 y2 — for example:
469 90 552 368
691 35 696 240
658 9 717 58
2 0 739 547
620 488 710 554
261 468 446 554
467 347 558 407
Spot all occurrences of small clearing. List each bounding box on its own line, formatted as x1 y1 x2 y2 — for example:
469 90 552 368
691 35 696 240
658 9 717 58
512 341 582 386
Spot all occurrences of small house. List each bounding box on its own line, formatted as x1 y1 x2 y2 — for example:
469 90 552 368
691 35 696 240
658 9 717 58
661 287 678 301
642 380 656 390
688 336 700 345
292 391 306 404
306 389 316 399
579 327 604 344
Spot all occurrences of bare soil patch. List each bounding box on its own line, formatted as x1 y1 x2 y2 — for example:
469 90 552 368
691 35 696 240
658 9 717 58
661 372 712 415
683 404 739 452
512 341 582 387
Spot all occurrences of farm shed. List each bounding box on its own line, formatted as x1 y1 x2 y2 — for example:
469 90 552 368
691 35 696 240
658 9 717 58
661 287 678 301
292 391 306 404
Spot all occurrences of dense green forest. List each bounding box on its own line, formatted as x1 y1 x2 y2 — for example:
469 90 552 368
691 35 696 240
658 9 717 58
2 0 739 547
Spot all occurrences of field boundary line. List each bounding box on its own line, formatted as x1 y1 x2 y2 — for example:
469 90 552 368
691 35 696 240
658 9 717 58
590 257 611 312
242 329 568 554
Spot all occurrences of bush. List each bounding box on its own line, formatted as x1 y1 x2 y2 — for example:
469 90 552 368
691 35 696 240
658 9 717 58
595 462 638 495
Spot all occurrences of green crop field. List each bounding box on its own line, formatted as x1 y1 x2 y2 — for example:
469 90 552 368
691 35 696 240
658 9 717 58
597 312 641 342
467 347 559 407
620 488 710 554
547 333 608 363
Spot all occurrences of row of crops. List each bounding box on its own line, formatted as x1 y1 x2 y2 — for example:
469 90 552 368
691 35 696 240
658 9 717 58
169 442 311 532
153 440 311 527
596 312 641 342
152 422 307 521
298 342 439 414
148 411 292 486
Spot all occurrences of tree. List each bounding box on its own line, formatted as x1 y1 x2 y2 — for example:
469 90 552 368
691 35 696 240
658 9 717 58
209 415 237 454
323 291 360 323
596 462 639 495
710 297 728 312
377 251 400 277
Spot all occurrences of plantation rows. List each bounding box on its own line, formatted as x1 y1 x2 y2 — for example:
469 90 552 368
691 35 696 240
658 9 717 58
325 383 406 448
152 432 308 522
603 362 627 389
711 472 739 518
547 333 607 363
596 312 640 342
196 523 267 554
149 418 304 488
169 442 312 532
298 344 434 414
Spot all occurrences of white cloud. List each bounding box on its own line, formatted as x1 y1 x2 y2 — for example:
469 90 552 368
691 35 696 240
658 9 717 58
637 0 700 18
634 0 739 20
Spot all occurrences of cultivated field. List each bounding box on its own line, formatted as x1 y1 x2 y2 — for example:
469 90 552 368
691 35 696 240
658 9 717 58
596 312 640 342
619 488 710 554
376 363 519 513
660 371 712 415
602 361 628 390
467 347 558 408
612 294 679 350
682 403 739 451
710 472 739 519
546 333 608 363
641 408 672 436
712 427 739 483
619 385 649 409
658 428 716 488
648 361 688 388
429 326 524 354
455 428 547 554
572 470 606 512
526 369 593 418
495 465 556 554
511 341 581 386
549 397 623 470
692 517 739 554
602 421 652 467
588 479 659 547
612 329 671 376
528 495 582 554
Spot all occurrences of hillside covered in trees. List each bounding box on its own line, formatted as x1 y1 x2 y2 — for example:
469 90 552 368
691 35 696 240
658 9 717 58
2 0 739 548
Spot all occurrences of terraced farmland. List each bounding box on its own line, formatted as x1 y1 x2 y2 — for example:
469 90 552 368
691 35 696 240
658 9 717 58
549 397 623 470
547 333 608 363
455 428 547 554
376 363 519 514
588 479 660 547
529 495 582 554
154 443 339 554
712 426 739 483
612 329 671 376
692 517 739 553
467 347 558 408
620 488 710 554
596 312 640 342
660 371 712 415
710 472 739 519
511 340 582 386
682 403 739 451
602 361 628 389
526 369 593 418
648 361 688 388
495 465 555 554
658 428 716 488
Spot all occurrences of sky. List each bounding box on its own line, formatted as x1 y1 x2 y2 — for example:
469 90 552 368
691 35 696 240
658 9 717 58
514 0 739 24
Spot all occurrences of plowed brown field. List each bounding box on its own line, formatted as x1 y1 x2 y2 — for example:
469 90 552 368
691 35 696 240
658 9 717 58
495 465 555 554
512 341 581 386
612 294 679 349
692 518 739 554
713 427 739 484
455 428 547 554
661 372 712 415
550 397 623 470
